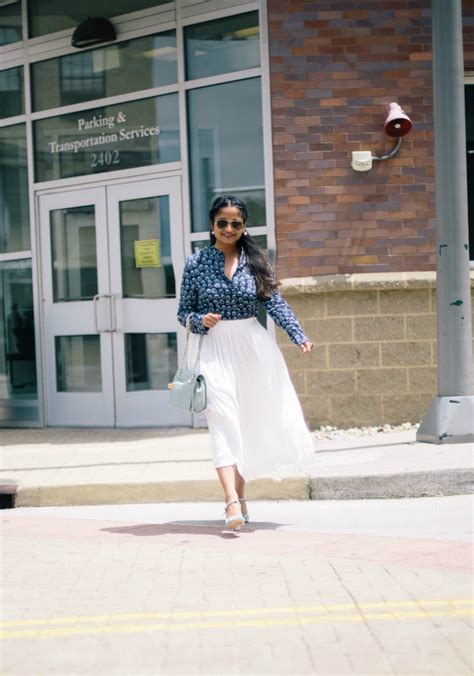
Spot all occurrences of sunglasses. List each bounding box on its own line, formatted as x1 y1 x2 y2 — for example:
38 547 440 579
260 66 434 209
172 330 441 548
214 218 245 231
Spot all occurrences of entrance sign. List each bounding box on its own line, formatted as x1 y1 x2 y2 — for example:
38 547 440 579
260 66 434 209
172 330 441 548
47 111 161 155
134 239 160 268
34 94 180 182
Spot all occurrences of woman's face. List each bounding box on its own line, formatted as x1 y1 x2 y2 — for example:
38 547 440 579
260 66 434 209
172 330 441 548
211 205 246 247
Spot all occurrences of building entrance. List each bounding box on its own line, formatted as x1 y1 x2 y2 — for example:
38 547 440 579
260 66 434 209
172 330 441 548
38 175 189 427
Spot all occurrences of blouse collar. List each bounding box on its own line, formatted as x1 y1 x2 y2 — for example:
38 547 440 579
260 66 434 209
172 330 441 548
209 245 246 269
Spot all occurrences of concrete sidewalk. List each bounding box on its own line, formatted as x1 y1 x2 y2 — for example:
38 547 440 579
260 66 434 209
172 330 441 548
0 427 473 507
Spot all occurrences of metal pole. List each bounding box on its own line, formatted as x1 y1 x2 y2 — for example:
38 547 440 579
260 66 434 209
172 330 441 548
417 0 474 443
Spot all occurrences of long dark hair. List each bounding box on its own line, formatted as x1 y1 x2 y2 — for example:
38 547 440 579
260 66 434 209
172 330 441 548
209 195 279 300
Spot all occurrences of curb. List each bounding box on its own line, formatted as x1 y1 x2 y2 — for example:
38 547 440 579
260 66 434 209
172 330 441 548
14 477 308 508
310 468 474 500
11 468 474 508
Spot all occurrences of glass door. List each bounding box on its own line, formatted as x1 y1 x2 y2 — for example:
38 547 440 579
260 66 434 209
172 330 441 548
38 176 189 427
107 177 186 426
39 188 114 425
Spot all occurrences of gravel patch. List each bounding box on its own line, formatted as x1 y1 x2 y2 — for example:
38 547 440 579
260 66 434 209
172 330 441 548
311 421 420 440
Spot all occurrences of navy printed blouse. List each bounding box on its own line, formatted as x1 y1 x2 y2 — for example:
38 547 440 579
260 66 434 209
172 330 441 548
177 246 309 346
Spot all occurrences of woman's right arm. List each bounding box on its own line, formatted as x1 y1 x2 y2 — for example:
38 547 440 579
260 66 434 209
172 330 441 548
177 258 209 335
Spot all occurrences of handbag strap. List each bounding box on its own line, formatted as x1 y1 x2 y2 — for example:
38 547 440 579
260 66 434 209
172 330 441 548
180 316 204 371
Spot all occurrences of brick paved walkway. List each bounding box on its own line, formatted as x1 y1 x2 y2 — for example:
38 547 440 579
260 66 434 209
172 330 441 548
1 499 472 675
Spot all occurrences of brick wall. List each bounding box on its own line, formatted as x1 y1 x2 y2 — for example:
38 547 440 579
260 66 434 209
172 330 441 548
464 1 474 69
268 0 474 279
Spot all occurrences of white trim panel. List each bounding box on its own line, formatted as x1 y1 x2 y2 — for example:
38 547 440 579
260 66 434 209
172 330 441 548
0 250 32 262
33 162 182 193
181 0 257 21
30 84 179 121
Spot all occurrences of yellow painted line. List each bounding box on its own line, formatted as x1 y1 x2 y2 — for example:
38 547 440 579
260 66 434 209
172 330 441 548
0 610 471 640
0 598 471 629
0 605 472 641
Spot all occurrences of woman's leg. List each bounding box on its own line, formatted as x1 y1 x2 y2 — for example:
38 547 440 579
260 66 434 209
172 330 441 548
216 465 242 517
234 466 247 514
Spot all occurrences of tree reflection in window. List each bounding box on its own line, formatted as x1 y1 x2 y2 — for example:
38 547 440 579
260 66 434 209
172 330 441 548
0 260 37 399
60 52 106 107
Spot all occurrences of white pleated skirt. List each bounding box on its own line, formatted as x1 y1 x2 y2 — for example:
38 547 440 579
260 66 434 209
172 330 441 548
188 317 316 481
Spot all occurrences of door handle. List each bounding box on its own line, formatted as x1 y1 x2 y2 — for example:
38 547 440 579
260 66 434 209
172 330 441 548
93 294 100 332
110 294 118 333
93 294 114 333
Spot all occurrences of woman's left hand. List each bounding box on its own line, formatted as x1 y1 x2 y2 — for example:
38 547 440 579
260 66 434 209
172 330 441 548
299 341 313 353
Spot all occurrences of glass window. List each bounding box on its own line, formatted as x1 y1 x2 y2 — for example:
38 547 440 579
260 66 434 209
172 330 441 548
0 1 22 46
120 195 175 299
55 335 101 392
185 11 259 81
187 78 265 232
0 260 37 403
125 333 177 391
0 67 24 119
34 93 180 182
29 0 171 38
50 205 98 302
32 31 177 112
0 124 30 253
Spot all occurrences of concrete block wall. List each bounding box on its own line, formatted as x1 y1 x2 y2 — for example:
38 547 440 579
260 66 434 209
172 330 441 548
278 274 474 428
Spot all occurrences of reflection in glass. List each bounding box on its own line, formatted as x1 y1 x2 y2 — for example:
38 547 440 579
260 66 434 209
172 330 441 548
120 195 175 298
187 78 265 232
56 335 101 392
125 333 177 391
0 67 24 119
28 0 170 38
0 1 22 46
34 94 180 182
32 32 177 112
185 12 259 81
50 206 98 302
0 260 37 401
191 238 209 253
0 124 30 253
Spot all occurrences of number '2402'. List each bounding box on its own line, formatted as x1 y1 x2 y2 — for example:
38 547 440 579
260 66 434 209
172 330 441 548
90 150 120 168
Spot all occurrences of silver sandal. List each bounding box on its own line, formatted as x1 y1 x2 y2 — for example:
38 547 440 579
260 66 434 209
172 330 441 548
239 498 249 524
224 500 245 530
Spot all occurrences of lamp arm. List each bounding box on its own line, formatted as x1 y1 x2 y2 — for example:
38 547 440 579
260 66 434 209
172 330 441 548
372 137 402 161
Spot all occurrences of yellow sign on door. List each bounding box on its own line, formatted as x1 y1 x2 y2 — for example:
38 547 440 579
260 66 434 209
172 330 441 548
134 239 160 268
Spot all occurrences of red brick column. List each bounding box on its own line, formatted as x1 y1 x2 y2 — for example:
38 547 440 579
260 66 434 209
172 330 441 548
267 0 470 279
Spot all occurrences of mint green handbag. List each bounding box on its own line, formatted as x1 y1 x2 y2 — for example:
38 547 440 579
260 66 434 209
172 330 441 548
168 318 207 413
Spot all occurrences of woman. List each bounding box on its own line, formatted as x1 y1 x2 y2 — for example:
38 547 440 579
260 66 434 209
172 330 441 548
177 195 315 530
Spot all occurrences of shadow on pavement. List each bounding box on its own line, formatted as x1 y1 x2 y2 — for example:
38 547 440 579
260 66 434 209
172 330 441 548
101 521 284 539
